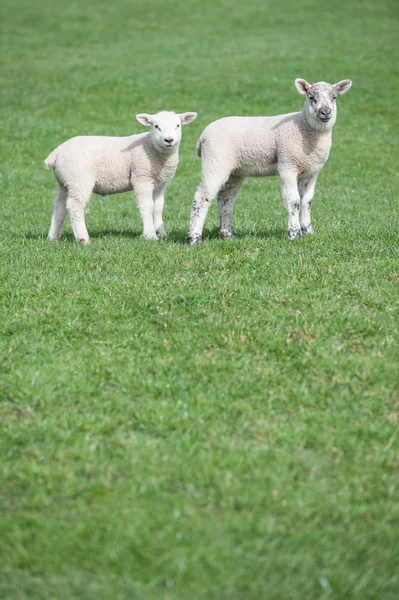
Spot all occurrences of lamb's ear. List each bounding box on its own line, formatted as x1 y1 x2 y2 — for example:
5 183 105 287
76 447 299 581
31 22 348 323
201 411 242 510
179 112 197 125
333 80 352 95
295 79 311 95
136 113 154 126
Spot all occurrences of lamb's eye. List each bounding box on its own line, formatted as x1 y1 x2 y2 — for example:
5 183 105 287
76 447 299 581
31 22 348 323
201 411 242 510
176 124 180 128
332 95 337 100
155 124 161 130
309 96 316 103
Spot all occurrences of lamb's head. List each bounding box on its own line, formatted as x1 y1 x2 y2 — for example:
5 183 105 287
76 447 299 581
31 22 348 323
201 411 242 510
295 79 352 131
136 111 197 151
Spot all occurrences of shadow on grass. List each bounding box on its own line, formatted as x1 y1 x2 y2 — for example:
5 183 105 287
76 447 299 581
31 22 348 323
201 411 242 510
21 229 142 242
90 229 142 240
235 227 286 240
183 226 286 242
154 227 286 244
21 226 286 244
21 231 74 242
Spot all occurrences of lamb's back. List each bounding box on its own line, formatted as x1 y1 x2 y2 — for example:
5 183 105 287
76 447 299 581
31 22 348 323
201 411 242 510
200 114 299 176
53 133 147 195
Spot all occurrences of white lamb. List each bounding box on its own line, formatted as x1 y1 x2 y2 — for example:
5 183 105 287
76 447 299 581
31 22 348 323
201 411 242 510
45 111 197 244
186 78 352 244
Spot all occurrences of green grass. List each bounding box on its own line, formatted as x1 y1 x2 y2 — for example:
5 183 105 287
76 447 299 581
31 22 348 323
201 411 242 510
1 0 399 598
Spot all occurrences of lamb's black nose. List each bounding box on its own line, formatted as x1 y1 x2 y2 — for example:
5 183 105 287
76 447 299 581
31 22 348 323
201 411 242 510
319 106 332 116
164 138 173 144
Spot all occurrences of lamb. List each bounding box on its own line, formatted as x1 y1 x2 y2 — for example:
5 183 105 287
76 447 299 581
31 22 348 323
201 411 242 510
186 78 352 244
45 110 197 244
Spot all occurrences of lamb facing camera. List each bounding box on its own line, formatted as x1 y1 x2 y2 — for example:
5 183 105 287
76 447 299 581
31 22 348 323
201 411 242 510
187 79 352 244
45 110 197 244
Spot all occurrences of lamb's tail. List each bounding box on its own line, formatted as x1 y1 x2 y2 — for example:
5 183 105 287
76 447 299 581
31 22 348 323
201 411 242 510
44 149 57 170
196 136 203 158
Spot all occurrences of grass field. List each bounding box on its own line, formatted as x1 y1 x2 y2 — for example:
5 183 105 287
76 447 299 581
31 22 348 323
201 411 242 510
1 0 399 598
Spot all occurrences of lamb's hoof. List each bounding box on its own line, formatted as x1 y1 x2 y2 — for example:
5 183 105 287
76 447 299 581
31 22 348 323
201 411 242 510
156 226 167 239
288 227 302 241
48 236 61 242
220 229 233 240
301 224 314 236
187 233 202 246
143 233 159 241
77 238 90 245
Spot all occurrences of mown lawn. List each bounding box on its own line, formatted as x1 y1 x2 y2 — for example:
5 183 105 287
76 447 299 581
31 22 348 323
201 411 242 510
0 1 398 598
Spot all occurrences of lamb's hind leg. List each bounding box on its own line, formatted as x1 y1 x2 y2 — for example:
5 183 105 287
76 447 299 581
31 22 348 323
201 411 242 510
187 173 228 245
66 184 93 244
218 176 244 239
48 184 68 240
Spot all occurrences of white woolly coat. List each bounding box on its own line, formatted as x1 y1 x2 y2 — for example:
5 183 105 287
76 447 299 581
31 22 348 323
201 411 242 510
196 112 332 179
45 133 179 194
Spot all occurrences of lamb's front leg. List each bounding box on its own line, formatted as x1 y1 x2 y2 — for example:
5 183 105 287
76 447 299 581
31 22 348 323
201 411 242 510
298 174 318 236
134 184 157 240
153 184 168 238
279 170 301 240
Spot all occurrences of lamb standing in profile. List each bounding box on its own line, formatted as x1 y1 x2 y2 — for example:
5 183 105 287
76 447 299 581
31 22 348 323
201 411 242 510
187 79 352 244
45 111 197 244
